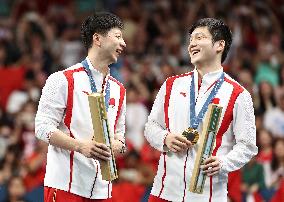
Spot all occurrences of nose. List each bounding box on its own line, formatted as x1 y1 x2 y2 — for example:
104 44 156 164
189 38 197 49
120 38 126 48
188 42 197 53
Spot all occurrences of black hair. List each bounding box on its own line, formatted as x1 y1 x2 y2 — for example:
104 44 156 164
24 69 35 81
81 12 124 50
257 81 277 114
271 138 284 171
189 18 232 63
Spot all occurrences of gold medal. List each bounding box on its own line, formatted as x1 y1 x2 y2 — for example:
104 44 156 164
182 128 199 145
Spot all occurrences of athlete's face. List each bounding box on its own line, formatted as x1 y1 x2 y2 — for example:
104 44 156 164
188 26 222 66
100 28 126 63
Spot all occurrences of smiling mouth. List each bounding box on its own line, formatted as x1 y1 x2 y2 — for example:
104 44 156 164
192 50 200 56
116 49 122 54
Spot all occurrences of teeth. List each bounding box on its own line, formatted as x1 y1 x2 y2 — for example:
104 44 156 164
192 50 199 55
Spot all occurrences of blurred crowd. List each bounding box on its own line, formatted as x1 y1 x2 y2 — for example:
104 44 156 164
0 0 284 202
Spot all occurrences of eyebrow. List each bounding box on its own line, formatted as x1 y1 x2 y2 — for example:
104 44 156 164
190 32 207 37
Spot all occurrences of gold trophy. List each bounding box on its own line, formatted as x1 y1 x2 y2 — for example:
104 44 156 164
88 93 118 181
189 103 222 193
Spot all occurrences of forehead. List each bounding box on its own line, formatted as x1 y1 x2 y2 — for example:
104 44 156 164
107 27 123 35
190 26 211 37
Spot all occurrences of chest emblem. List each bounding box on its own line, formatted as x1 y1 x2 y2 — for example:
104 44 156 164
109 98 116 107
180 92 187 97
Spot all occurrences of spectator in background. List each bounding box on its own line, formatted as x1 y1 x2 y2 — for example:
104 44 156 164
12 101 38 160
256 81 277 115
6 71 40 115
253 2 283 87
262 138 284 201
113 150 155 202
264 94 284 138
268 138 284 187
125 84 149 151
237 69 255 97
0 42 8 67
0 123 12 161
254 41 280 87
123 150 156 187
275 64 284 101
256 129 273 164
241 157 266 202
5 175 29 202
16 13 54 75
58 23 84 68
255 111 264 132
22 140 46 192
0 145 22 187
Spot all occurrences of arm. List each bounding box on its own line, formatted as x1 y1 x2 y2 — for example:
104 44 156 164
35 72 111 160
49 130 110 161
144 82 169 152
144 81 191 152
203 90 258 176
111 90 126 155
219 90 258 175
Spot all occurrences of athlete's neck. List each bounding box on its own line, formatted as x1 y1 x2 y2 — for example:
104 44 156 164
194 56 223 77
195 63 223 77
87 52 110 77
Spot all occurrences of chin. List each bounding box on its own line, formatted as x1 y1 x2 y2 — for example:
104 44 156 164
110 55 118 64
112 57 118 63
190 58 199 65
191 56 204 65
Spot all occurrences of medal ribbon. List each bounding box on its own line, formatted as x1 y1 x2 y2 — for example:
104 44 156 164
81 59 111 111
189 71 224 129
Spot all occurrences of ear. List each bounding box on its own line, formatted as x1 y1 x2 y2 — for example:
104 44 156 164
92 33 101 47
216 40 225 53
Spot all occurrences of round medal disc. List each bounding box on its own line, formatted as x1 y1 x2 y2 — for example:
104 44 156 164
182 128 199 145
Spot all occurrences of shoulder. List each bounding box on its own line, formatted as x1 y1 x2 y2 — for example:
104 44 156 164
166 71 193 82
224 75 254 108
62 63 85 75
41 71 68 94
45 71 66 85
223 73 253 100
45 63 85 86
157 71 193 96
109 76 126 91
164 71 193 87
223 73 245 92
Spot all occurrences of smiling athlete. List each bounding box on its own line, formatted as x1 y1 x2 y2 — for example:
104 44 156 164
145 18 257 202
35 12 126 202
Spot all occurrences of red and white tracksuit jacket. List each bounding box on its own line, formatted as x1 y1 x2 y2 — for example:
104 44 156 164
144 68 257 202
35 57 126 199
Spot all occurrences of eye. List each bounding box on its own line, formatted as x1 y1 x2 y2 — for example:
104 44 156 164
116 35 121 39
